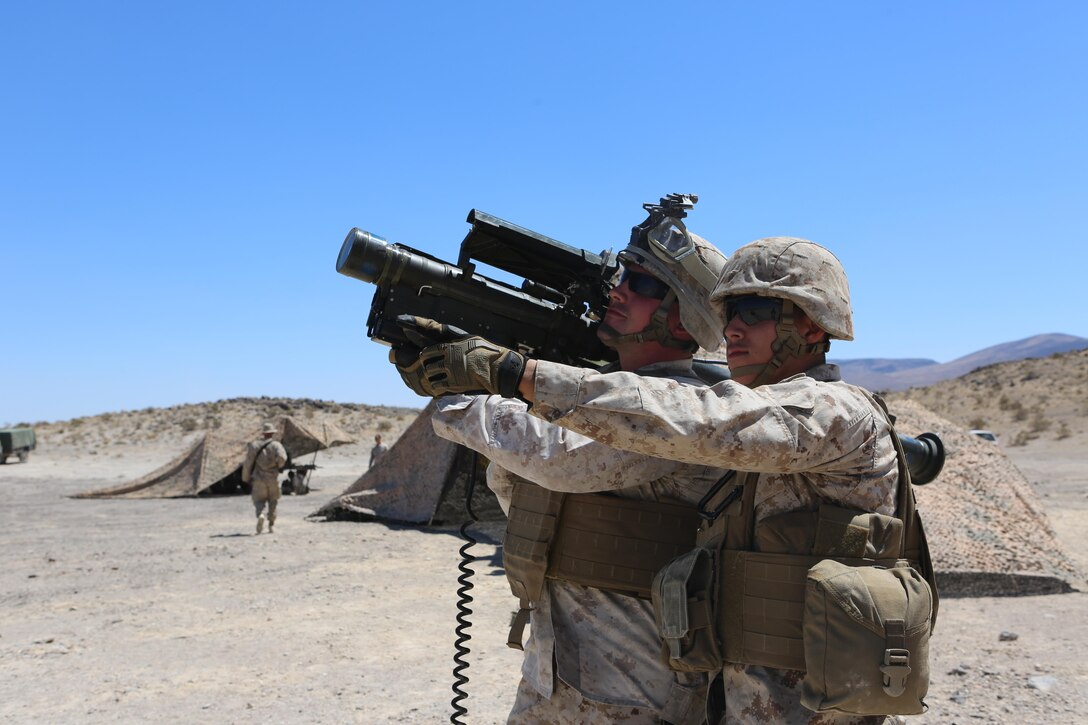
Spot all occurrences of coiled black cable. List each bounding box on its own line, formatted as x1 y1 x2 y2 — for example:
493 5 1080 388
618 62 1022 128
450 451 480 725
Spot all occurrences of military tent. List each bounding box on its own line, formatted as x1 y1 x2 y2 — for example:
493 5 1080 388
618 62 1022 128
310 400 502 525
313 398 1082 596
73 417 353 499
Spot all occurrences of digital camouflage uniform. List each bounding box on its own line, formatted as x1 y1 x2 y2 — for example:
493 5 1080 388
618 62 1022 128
432 359 730 725
527 359 897 725
243 436 287 531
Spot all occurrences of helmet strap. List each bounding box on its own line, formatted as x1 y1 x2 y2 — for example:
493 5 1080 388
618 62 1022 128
598 290 698 353
731 300 829 387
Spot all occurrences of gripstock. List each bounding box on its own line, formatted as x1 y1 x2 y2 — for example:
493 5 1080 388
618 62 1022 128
336 209 620 369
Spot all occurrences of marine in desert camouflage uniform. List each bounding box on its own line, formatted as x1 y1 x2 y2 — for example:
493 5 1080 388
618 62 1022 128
398 229 730 724
410 236 899 724
243 422 288 535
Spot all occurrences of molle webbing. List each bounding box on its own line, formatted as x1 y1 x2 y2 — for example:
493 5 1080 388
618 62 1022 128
503 481 700 602
502 481 700 649
547 492 701 599
720 548 905 671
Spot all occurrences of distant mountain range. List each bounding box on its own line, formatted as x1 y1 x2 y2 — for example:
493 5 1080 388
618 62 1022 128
832 333 1088 391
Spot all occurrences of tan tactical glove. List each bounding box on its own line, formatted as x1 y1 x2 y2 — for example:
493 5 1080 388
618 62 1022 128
389 346 434 397
389 316 474 397
419 337 527 398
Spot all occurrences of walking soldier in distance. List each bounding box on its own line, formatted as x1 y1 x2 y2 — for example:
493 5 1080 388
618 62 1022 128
243 422 288 535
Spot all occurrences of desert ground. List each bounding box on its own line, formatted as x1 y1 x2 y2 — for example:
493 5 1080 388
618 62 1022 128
1 391 1086 724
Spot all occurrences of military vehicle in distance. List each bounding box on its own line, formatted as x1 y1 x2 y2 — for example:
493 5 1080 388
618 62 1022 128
0 427 37 463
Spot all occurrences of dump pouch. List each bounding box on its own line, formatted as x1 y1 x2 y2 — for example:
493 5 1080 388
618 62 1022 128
802 559 932 715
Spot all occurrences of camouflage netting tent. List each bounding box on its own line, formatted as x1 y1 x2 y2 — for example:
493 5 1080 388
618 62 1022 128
891 399 1083 596
310 400 503 525
72 417 354 499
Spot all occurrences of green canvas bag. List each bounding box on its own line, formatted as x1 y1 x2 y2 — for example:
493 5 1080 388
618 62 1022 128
802 559 932 715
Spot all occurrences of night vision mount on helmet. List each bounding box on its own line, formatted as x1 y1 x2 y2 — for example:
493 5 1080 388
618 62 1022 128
608 193 728 352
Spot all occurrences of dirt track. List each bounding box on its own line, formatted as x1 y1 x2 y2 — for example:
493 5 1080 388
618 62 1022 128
1 437 1086 723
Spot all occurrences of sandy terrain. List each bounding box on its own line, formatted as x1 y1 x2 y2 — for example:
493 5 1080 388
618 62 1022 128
1 421 1086 723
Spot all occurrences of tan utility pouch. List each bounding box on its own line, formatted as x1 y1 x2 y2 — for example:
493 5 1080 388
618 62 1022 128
651 540 723 672
802 559 932 715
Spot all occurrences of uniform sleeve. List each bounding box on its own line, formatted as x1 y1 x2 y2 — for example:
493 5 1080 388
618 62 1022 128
530 360 883 475
271 442 288 468
242 443 255 482
431 393 687 492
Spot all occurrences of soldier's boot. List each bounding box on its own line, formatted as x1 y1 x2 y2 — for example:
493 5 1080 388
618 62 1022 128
256 513 266 535
268 515 275 534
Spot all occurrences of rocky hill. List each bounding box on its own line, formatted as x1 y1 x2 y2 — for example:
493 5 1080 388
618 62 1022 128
886 347 1088 447
836 333 1088 391
25 397 423 456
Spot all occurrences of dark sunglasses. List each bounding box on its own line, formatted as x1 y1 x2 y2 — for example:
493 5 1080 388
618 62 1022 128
618 269 671 300
725 296 782 325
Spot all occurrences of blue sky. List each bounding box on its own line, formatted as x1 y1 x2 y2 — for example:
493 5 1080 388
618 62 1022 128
3 1 1086 424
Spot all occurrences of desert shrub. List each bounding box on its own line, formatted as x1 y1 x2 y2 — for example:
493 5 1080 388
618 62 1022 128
377 419 393 432
180 418 199 432
969 417 988 430
1028 412 1051 433
1056 421 1072 440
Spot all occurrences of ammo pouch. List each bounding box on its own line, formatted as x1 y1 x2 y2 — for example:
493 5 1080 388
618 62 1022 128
651 402 938 716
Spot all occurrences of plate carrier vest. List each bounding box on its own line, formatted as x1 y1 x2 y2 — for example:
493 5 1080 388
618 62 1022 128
500 392 937 671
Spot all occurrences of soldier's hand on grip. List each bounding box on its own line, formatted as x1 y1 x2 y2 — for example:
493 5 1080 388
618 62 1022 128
390 316 479 397
418 336 527 398
389 346 436 397
397 315 472 348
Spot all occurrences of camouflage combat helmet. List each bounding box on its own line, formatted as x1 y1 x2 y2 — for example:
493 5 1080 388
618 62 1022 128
711 237 852 386
615 229 728 352
711 236 853 340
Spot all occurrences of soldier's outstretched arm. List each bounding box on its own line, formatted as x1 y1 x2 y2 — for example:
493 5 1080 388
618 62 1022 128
432 393 711 492
523 359 887 476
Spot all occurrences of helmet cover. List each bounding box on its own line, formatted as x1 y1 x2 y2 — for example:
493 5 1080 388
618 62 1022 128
710 237 853 341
